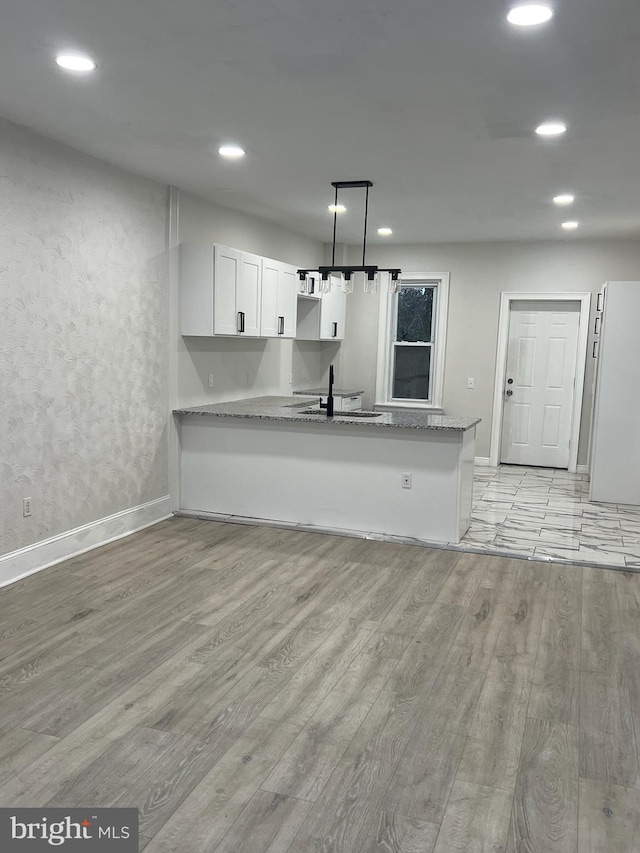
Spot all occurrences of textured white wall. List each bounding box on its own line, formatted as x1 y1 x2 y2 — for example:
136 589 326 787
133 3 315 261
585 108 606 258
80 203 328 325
340 240 640 463
174 189 325 407
0 118 168 556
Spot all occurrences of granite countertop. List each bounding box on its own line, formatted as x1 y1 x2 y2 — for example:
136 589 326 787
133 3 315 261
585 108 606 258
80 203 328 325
293 387 365 398
173 396 481 432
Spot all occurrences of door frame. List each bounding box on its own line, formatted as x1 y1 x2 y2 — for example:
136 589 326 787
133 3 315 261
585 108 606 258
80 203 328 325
489 292 592 473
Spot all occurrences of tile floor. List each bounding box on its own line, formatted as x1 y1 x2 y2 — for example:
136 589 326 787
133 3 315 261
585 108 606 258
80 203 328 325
465 464 640 569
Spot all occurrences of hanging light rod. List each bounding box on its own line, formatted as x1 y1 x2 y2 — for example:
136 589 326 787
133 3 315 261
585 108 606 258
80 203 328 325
298 180 402 294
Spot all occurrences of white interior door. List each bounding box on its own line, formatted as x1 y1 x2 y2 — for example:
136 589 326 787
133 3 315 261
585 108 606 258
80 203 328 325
500 300 580 468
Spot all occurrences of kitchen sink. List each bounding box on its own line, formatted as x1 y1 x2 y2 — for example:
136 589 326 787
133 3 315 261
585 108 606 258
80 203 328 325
298 409 382 418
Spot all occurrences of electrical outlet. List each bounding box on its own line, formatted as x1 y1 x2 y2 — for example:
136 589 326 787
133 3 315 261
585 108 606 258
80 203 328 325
467 377 475 389
23 497 32 517
402 473 412 489
208 373 215 388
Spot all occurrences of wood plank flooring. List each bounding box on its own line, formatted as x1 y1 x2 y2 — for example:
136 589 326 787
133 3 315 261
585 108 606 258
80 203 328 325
1 517 639 852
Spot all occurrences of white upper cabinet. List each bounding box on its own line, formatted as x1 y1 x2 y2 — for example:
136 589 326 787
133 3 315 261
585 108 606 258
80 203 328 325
213 244 240 336
180 242 342 342
181 243 216 336
296 276 348 341
260 258 298 338
260 259 279 337
181 243 261 337
319 277 347 341
279 265 298 337
237 251 262 337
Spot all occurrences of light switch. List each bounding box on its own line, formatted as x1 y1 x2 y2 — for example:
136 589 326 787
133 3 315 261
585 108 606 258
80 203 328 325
467 377 475 389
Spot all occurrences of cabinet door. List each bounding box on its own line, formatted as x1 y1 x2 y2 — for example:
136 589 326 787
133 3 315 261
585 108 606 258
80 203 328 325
332 284 346 341
318 282 334 340
260 258 279 337
213 245 240 335
181 243 214 335
238 252 262 337
277 264 298 338
319 277 345 340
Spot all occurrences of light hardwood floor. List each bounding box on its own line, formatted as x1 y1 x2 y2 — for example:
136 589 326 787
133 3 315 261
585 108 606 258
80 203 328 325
1 517 639 852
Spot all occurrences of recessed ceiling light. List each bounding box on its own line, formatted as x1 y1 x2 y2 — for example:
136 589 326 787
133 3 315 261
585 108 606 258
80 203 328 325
218 145 246 159
377 227 393 236
561 221 579 230
553 194 575 206
328 204 347 214
535 121 567 137
507 4 554 26
55 53 96 72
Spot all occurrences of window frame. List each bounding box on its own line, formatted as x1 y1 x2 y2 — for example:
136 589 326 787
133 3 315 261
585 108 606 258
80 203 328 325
375 272 450 410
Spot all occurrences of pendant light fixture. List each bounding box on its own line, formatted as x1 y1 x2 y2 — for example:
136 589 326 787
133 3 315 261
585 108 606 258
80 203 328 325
298 181 402 294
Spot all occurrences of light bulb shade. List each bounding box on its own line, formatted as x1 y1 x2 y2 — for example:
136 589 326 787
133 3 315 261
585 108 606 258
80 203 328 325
364 273 378 294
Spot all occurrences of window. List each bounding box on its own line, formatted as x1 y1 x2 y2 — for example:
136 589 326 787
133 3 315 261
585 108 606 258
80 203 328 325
375 273 449 409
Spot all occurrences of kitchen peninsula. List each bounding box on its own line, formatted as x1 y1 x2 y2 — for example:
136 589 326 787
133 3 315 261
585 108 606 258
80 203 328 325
174 397 480 544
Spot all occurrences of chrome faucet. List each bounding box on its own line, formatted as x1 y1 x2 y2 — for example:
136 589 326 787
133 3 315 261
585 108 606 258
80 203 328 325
319 365 335 418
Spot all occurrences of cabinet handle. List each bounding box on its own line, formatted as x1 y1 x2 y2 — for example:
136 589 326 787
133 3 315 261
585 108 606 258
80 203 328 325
596 293 604 312
237 311 245 333
332 321 338 338
278 316 285 335
592 340 598 358
594 316 601 335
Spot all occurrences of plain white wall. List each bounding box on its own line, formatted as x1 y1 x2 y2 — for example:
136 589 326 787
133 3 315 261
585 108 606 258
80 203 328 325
174 189 326 407
340 239 640 464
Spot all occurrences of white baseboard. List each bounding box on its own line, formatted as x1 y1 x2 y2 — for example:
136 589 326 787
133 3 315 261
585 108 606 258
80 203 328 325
474 456 492 467
576 465 590 475
0 496 172 589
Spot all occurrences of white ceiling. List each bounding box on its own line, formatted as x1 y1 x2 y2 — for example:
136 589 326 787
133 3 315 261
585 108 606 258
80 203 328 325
3 0 640 243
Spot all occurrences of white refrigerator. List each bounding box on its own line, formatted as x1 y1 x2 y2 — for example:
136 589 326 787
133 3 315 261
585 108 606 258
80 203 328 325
589 281 640 505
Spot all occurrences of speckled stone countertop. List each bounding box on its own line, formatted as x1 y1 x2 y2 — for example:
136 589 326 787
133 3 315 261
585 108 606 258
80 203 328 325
293 388 365 398
174 396 481 432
